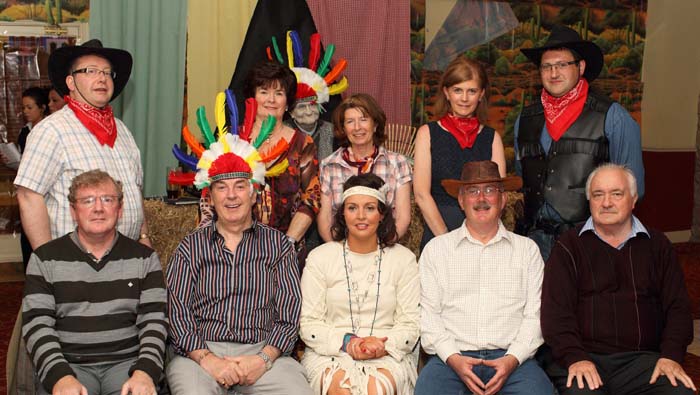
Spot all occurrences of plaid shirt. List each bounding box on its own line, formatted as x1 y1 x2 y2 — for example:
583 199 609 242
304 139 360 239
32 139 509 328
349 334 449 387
14 106 144 239
320 146 412 214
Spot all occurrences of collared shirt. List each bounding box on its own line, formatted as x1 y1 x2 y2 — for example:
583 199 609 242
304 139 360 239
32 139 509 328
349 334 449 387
14 106 144 239
579 214 649 249
320 145 412 214
166 220 302 356
419 221 544 364
514 102 645 222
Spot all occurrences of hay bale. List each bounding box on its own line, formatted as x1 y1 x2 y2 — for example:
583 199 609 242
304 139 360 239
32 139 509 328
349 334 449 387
143 200 199 271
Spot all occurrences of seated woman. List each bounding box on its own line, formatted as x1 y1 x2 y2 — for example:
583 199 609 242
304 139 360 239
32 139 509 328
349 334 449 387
300 173 420 395
318 94 412 242
413 57 506 249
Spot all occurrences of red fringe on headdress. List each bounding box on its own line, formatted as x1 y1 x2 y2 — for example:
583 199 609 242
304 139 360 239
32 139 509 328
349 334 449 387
208 152 252 177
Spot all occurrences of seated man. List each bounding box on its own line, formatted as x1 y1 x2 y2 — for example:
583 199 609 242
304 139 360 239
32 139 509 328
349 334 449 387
166 134 312 394
22 169 167 395
542 163 696 394
415 161 553 395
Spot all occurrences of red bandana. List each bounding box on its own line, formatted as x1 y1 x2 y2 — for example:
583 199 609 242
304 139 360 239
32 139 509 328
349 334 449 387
342 146 378 174
65 96 118 147
541 78 589 141
438 113 481 149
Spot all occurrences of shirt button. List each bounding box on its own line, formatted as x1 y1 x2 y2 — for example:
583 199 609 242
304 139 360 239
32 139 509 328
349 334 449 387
546 186 552 191
311 334 315 339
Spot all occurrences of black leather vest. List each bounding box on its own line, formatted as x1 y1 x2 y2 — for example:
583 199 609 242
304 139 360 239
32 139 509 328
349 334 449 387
518 90 612 225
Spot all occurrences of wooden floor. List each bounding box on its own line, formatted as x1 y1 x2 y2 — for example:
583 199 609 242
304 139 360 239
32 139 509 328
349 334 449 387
0 261 24 282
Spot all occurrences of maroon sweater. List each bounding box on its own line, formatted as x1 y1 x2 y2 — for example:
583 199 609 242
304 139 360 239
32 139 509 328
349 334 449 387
541 226 692 369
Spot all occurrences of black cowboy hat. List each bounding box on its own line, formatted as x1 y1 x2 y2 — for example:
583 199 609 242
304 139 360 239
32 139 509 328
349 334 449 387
442 161 523 199
48 39 132 101
521 25 604 81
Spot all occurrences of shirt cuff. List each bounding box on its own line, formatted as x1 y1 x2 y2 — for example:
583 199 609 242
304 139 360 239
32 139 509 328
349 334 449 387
434 340 461 364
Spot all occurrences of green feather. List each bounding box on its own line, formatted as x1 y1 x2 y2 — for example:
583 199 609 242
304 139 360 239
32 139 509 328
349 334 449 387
196 106 215 148
317 44 335 77
252 115 277 149
271 36 284 64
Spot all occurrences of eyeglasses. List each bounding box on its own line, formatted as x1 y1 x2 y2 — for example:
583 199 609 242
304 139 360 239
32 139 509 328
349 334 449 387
74 195 120 207
539 60 579 73
463 185 503 198
71 67 117 79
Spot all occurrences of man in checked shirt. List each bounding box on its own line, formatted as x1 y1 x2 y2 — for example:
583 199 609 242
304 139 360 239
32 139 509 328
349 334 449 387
165 135 312 395
415 161 553 395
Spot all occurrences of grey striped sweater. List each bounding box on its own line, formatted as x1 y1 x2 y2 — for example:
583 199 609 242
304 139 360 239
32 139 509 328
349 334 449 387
22 232 168 392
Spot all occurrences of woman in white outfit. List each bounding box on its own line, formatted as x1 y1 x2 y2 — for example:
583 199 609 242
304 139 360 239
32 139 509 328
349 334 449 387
300 173 420 395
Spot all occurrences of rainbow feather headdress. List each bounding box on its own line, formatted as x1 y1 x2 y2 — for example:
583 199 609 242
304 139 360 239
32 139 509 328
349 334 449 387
169 91 284 189
267 30 349 106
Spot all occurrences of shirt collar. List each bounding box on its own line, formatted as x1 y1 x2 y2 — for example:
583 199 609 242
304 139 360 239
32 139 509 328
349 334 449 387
208 218 258 243
69 229 119 257
579 215 649 249
456 220 512 247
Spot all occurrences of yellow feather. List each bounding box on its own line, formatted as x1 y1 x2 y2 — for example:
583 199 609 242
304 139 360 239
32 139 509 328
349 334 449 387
197 158 213 170
328 76 349 96
286 31 294 68
219 131 230 153
265 159 289 177
215 92 227 134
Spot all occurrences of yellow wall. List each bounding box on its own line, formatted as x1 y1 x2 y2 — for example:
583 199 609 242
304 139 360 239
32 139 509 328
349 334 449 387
186 0 257 134
641 0 700 150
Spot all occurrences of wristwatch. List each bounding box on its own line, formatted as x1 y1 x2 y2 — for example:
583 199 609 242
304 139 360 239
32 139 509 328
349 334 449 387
256 351 273 371
138 233 150 240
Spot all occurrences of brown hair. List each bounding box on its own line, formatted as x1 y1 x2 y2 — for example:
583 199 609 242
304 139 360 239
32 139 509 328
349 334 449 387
68 169 124 205
332 93 387 148
243 61 297 110
433 57 489 122
330 173 398 247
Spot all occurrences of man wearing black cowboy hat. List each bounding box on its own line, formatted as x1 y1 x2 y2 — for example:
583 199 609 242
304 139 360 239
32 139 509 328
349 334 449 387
514 24 644 261
416 161 553 395
14 39 151 254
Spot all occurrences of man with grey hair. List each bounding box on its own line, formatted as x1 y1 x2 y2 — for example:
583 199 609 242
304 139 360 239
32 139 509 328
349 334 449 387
22 169 167 395
541 163 695 394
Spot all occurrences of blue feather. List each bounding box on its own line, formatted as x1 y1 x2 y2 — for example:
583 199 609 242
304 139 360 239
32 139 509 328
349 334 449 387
172 145 199 171
225 89 239 135
290 31 303 67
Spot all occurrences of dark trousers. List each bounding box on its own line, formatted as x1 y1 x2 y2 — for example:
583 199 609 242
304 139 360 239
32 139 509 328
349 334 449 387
547 351 695 395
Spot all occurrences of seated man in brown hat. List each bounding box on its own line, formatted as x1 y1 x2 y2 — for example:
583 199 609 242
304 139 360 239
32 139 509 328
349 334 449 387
415 160 553 395
14 39 150 254
542 163 695 395
514 24 644 261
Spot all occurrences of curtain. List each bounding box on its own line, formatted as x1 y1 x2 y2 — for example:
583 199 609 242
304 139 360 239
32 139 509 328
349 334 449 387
90 0 187 197
188 0 257 141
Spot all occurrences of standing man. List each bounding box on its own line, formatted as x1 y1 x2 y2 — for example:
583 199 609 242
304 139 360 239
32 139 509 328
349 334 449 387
515 25 644 260
22 170 167 395
14 39 150 250
415 161 552 395
542 164 695 395
166 134 312 395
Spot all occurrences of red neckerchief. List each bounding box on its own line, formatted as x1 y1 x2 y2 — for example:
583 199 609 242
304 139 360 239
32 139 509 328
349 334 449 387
65 95 118 147
438 113 480 149
342 145 378 174
541 78 588 142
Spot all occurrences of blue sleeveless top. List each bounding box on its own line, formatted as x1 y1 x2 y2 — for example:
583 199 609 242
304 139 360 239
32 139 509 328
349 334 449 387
421 121 495 248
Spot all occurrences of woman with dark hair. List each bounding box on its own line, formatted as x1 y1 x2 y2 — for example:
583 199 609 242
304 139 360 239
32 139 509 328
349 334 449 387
242 61 321 250
414 57 506 249
48 87 66 113
318 93 412 243
17 86 50 153
300 173 419 395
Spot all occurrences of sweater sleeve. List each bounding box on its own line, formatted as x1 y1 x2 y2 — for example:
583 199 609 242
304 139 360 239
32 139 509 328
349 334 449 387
129 251 168 384
655 232 693 363
541 235 591 368
22 254 76 393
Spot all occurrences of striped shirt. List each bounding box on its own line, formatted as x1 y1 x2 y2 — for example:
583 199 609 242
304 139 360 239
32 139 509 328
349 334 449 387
14 106 144 240
166 220 302 356
22 232 167 392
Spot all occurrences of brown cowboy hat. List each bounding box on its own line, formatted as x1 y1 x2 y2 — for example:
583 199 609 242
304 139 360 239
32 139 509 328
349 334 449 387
442 161 522 199
49 39 132 101
520 24 604 81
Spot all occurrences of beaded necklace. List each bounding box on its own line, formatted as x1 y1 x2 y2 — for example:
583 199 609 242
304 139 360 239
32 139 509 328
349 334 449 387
342 239 382 335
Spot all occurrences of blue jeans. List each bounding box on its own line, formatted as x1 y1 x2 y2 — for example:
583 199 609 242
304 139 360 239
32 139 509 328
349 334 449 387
415 349 554 395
